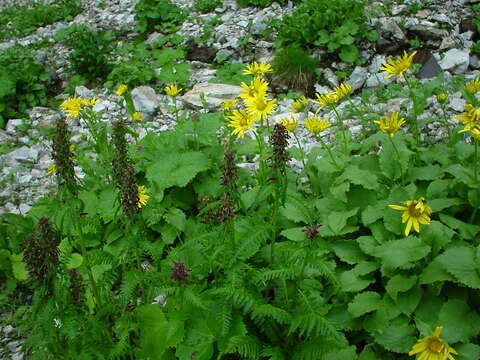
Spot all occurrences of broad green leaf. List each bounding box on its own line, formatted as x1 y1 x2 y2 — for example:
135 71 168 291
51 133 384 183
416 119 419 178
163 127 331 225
439 213 480 239
165 208 186 231
11 253 28 281
376 238 430 273
330 181 350 203
147 151 210 190
91 264 112 282
326 207 359 235
280 228 307 242
456 343 480 360
428 198 464 212
408 165 442 182
437 246 480 289
339 44 359 63
348 291 382 318
337 165 379 190
373 316 416 353
419 259 454 284
280 196 314 223
340 269 374 292
361 202 387 226
426 179 449 199
385 274 417 301
66 253 83 269
444 164 475 187
98 186 118 222
354 261 379 276
438 299 480 343
330 240 365 264
395 286 422 315
356 236 379 256
419 220 453 253
358 345 382 360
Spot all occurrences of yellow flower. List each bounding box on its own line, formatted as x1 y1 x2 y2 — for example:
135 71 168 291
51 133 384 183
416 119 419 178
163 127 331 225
244 94 277 121
132 112 142 121
388 197 432 236
239 77 269 100
116 84 128 96
221 98 238 111
69 144 76 152
453 104 480 131
60 97 83 118
227 109 256 138
243 61 273 77
277 117 298 132
380 50 417 79
312 92 339 108
459 123 480 140
408 326 458 360
333 82 352 101
374 112 406 137
81 97 100 107
137 186 150 208
290 95 308 113
465 77 480 94
47 164 57 175
164 84 182 97
305 116 331 134
436 93 448 104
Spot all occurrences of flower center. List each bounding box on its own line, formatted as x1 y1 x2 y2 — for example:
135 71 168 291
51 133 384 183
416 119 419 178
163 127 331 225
408 202 423 217
427 338 443 353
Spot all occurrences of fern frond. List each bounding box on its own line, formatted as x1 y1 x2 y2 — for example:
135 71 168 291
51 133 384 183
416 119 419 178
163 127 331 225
225 335 262 360
290 338 331 360
288 313 343 341
251 304 292 326
183 286 207 309
215 303 233 337
232 218 271 262
119 269 142 306
252 268 297 285
261 346 286 360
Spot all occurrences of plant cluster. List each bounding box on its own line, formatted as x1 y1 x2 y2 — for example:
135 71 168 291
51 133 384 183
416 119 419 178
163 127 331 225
194 0 222 13
0 0 82 41
2 55 480 360
235 0 299 8
54 24 115 83
273 0 379 63
134 0 186 35
0 45 50 128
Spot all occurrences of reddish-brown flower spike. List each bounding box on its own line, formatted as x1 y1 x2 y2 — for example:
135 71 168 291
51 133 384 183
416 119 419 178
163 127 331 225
170 261 191 282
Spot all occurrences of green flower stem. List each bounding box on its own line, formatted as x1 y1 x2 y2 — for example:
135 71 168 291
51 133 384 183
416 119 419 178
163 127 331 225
315 134 340 170
292 131 307 171
403 74 421 143
470 139 479 223
388 135 404 185
270 193 279 264
253 130 267 185
332 104 348 154
173 96 179 124
440 104 451 142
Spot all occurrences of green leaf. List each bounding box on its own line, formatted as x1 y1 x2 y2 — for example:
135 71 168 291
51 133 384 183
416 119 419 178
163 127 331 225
456 343 480 360
326 208 359 235
339 44 359 63
439 213 480 239
437 246 480 289
98 186 118 222
373 316 416 353
408 165 442 181
419 259 455 284
426 179 449 199
337 165 379 190
147 151 210 190
165 208 186 231
330 181 350 203
386 274 417 301
66 253 83 269
376 238 430 273
428 198 464 212
280 227 307 242
362 202 387 226
340 269 374 292
11 253 27 281
444 164 475 187
438 299 480 343
91 264 112 282
330 240 365 264
348 291 382 318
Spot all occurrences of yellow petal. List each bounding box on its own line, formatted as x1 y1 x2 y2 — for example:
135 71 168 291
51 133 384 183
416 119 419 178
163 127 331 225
418 214 430 224
402 212 410 223
409 342 428 355
389 204 408 211
433 326 443 338
413 218 420 233
405 217 413 236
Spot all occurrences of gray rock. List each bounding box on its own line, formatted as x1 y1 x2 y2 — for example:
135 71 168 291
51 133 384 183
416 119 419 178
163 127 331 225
6 119 24 135
4 146 39 164
3 325 14 335
12 353 24 360
181 83 242 110
348 67 368 91
439 49 470 74
131 86 160 115
365 73 393 88
322 68 339 87
448 96 466 112
145 32 162 45
470 55 480 69
386 98 410 112
0 130 13 144
75 86 94 99
19 204 31 215
408 24 448 40
93 100 115 114
376 17 406 40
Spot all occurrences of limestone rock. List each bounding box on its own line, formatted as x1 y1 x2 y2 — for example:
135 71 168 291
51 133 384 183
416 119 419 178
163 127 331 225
181 83 242 110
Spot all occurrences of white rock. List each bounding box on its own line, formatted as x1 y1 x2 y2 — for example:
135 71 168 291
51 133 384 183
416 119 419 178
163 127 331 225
19 204 31 215
348 67 368 91
4 146 39 164
75 86 94 99
439 49 470 74
5 119 24 135
448 96 466 112
131 86 160 115
181 83 242 109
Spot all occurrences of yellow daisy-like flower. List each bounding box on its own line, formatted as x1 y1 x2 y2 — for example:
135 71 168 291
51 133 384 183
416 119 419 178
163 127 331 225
277 117 298 132
164 84 182 97
312 92 339 108
459 123 480 140
116 84 128 96
453 104 480 131
81 97 100 107
221 98 238 111
60 97 83 118
436 93 448 104
47 164 57 175
374 112 406 137
239 77 269 100
408 326 458 360
305 116 331 134
227 109 256 138
290 95 308 113
465 77 480 94
333 82 352 101
243 61 273 77
132 112 142 121
244 94 277 121
137 186 150 208
388 197 432 236
380 50 417 79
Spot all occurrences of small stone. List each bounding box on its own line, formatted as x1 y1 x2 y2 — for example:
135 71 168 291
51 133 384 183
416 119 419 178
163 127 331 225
74 86 94 99
348 67 368 91
3 325 14 335
19 204 31 215
439 49 470 74
131 86 160 116
448 96 466 112
4 146 39 164
5 119 24 135
181 83 242 110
